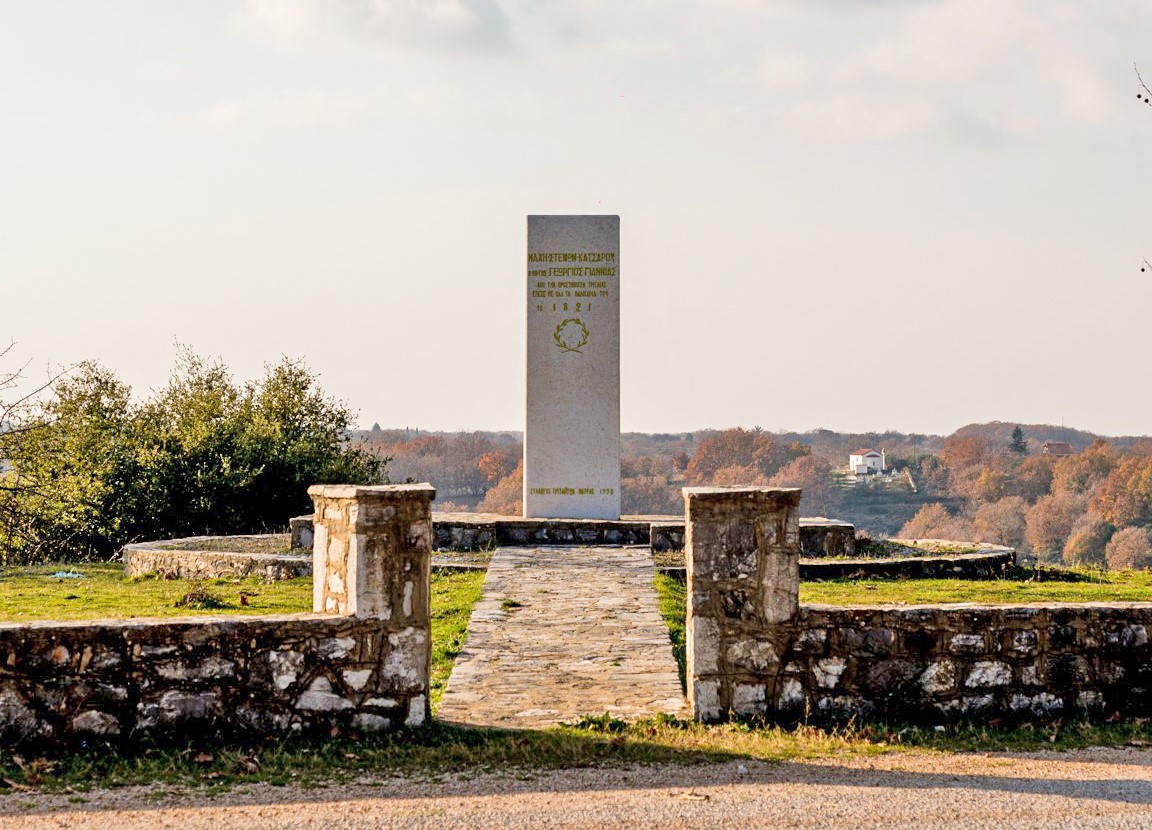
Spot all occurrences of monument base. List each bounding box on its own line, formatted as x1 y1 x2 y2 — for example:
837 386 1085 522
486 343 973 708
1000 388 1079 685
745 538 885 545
427 513 855 556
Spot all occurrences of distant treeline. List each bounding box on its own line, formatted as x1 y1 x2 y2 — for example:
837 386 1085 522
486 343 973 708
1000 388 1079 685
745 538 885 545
355 421 1152 571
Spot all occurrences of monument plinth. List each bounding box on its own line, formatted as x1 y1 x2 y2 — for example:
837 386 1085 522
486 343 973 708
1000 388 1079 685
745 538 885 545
524 215 621 520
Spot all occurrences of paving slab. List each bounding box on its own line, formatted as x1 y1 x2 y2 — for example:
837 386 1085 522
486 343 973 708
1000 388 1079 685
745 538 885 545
437 545 687 728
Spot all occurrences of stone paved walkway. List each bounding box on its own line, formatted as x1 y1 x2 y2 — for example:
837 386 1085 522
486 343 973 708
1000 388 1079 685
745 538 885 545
437 546 687 728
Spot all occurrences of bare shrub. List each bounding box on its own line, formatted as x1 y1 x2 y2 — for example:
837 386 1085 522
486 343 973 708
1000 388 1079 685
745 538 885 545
1105 526 1152 571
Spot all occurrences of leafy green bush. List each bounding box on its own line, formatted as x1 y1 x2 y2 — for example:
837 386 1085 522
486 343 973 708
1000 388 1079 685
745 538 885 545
0 349 386 565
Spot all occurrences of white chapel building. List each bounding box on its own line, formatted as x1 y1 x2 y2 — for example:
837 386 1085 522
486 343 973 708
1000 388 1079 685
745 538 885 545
849 448 886 475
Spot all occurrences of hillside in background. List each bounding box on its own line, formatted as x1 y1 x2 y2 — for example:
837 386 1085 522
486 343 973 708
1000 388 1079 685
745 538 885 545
350 422 1152 568
949 422 1151 453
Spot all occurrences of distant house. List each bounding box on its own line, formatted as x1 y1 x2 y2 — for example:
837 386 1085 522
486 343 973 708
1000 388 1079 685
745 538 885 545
1042 441 1075 457
849 448 885 475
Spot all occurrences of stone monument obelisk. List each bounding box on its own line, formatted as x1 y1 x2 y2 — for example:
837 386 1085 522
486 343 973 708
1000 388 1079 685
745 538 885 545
524 215 621 520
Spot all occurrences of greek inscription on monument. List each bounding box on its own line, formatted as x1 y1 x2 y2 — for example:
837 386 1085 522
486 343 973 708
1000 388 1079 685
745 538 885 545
524 215 621 520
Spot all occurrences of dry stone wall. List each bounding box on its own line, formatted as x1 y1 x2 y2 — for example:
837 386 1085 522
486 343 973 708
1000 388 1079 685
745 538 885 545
431 514 650 550
797 549 1014 581
780 603 1152 723
123 539 309 582
685 486 1152 725
0 614 426 745
0 484 435 747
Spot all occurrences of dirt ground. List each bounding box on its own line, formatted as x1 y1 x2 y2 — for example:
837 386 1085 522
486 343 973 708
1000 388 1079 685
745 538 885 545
2 748 1151 829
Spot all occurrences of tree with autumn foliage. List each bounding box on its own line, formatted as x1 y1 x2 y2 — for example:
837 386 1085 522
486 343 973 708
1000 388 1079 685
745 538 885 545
1106 526 1152 571
1089 455 1152 528
478 449 517 486
1025 491 1087 563
684 428 808 485
621 454 682 514
769 455 838 517
898 503 974 541
475 460 523 515
973 496 1028 548
1051 439 1119 495
941 434 989 471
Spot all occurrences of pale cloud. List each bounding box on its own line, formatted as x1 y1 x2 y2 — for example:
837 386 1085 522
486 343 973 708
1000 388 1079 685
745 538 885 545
221 0 1145 145
758 50 813 92
235 0 513 53
745 0 1146 143
185 88 377 133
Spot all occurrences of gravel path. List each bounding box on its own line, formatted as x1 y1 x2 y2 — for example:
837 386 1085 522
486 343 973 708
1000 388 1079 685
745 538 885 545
3 748 1151 829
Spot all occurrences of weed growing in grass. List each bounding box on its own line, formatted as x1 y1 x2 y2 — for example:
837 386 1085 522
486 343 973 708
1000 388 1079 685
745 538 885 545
567 713 628 732
174 583 228 610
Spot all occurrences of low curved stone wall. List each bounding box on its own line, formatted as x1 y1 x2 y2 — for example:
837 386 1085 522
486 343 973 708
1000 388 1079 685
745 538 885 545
800 547 1015 581
662 545 1016 582
131 530 1012 584
123 537 309 581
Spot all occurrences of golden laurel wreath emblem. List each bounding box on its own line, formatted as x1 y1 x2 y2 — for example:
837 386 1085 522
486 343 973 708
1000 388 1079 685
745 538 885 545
553 318 590 354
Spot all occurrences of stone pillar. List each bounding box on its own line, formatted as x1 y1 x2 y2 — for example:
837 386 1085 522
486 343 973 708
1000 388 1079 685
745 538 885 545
684 486 802 722
307 484 435 619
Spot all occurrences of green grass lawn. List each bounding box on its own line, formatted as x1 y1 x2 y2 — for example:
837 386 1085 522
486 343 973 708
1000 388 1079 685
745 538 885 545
0 563 312 621
429 569 485 705
651 569 1152 620
800 569 1152 605
0 563 485 710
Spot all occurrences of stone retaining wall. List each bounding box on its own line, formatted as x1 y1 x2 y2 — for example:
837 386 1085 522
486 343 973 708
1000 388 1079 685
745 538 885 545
774 603 1152 723
661 549 1016 582
123 538 309 581
800 549 1014 580
1 484 435 747
685 487 1152 725
0 613 427 745
432 514 652 550
793 519 857 558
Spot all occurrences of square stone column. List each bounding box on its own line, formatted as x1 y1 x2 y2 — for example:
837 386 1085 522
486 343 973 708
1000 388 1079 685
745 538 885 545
684 486 802 722
307 484 436 620
524 215 621 520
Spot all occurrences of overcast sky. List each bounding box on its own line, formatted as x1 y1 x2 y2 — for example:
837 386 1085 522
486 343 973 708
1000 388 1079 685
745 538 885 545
3 1 1151 436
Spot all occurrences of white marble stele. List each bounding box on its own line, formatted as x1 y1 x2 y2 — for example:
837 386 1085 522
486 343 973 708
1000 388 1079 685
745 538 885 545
524 215 621 520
